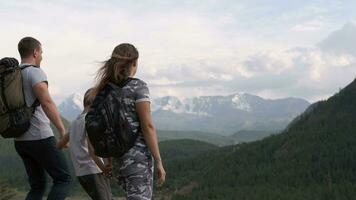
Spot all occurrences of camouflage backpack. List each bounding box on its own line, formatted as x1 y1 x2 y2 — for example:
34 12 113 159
0 57 38 138
85 78 138 158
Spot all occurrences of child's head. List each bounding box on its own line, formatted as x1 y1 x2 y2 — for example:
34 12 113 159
83 88 94 112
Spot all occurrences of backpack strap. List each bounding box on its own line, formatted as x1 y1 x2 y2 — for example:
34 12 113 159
30 99 40 112
19 64 40 111
108 78 133 89
0 74 9 111
20 64 39 70
118 78 133 88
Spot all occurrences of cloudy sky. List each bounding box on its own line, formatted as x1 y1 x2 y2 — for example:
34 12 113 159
1 0 356 104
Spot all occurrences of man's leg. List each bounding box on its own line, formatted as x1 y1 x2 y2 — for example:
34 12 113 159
15 141 47 200
35 137 72 200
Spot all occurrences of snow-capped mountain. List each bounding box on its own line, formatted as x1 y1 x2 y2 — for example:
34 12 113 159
151 93 310 135
58 93 83 121
152 93 254 115
59 92 310 135
152 93 308 116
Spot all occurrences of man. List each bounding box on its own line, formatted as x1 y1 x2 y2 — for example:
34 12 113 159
14 37 71 200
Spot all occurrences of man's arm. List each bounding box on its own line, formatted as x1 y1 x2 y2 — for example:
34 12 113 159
57 133 69 149
33 82 66 138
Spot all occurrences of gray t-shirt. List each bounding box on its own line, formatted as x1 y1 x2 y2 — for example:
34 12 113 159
113 79 153 187
120 78 151 150
15 64 54 141
69 113 102 176
114 78 153 176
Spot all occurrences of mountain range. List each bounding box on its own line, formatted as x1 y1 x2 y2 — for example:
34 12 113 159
59 92 310 135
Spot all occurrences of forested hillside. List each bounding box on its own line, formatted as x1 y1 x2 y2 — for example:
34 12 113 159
157 78 356 199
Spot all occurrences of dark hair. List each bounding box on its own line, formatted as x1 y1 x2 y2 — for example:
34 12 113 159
18 37 41 59
83 88 94 109
94 43 139 96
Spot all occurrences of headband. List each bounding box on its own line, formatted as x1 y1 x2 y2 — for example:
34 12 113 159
112 53 136 60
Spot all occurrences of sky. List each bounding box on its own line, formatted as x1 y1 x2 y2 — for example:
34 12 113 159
1 0 356 104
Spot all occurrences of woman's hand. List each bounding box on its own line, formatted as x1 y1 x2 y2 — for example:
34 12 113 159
156 160 166 187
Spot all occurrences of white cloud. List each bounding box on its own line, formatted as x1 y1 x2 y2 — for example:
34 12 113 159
242 50 295 76
1 0 356 104
291 19 325 32
318 22 356 56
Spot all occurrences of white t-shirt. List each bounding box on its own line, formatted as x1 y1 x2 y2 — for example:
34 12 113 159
15 64 54 141
69 113 102 177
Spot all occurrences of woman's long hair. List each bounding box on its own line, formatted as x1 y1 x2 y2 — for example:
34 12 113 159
93 43 139 97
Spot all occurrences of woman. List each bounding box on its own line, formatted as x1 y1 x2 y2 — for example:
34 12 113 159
93 43 166 199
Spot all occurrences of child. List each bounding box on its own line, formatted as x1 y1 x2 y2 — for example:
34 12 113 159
57 89 113 200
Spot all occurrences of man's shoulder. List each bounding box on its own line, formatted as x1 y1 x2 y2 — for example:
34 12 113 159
23 66 45 73
22 66 48 86
22 66 46 78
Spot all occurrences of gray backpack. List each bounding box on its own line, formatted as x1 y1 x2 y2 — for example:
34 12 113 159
85 78 138 158
0 57 38 138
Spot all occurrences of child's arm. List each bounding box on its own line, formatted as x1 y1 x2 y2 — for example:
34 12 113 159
104 157 113 168
87 137 107 171
56 133 69 149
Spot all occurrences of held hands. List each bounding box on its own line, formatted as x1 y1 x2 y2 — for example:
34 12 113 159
103 157 113 178
56 133 69 149
155 160 166 187
103 164 113 178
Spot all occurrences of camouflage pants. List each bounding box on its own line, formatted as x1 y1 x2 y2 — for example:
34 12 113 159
113 146 154 200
